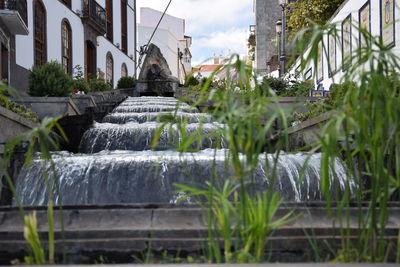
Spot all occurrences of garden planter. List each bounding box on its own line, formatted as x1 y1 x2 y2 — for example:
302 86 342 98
11 97 80 120
0 105 37 144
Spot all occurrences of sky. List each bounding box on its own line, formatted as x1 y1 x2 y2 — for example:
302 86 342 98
136 0 254 66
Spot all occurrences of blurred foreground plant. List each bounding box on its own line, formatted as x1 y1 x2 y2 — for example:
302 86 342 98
292 21 400 262
1 87 68 263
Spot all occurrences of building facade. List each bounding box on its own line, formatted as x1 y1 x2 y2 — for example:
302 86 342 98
0 0 29 90
291 0 400 91
252 0 281 75
138 7 192 84
0 0 137 93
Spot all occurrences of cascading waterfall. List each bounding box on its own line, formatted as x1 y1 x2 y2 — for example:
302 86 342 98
15 96 351 206
102 112 215 124
80 122 225 153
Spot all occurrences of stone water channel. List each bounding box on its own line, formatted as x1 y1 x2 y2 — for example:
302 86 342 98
2 96 400 263
15 96 349 205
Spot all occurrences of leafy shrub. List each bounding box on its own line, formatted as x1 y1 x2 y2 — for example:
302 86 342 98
117 76 136 89
283 80 314 97
261 77 313 97
8 101 39 122
185 76 200 87
296 82 353 121
29 61 73 97
261 77 289 96
0 93 11 108
73 65 84 80
0 87 38 122
72 79 90 94
89 78 112 92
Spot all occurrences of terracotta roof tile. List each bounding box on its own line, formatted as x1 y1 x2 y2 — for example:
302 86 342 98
198 65 221 72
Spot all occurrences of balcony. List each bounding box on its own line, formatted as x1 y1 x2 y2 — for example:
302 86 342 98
0 0 28 35
82 0 106 35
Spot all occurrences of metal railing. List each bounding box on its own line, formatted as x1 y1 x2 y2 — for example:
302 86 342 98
0 0 28 27
84 0 106 29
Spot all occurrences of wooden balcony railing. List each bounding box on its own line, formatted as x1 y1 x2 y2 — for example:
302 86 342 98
0 0 28 27
82 0 106 34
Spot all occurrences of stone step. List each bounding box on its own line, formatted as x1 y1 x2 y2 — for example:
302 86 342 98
0 203 399 263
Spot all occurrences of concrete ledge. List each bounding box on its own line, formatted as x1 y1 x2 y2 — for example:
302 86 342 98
71 95 97 114
114 87 137 97
88 91 128 104
0 203 398 263
11 97 80 120
0 106 37 144
12 265 398 267
175 89 319 114
285 111 333 150
288 111 333 134
137 80 178 96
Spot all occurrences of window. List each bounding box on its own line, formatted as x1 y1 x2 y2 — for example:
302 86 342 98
61 20 72 74
60 0 71 8
121 0 128 53
328 34 336 77
359 1 371 48
121 63 128 77
34 0 47 66
85 40 96 80
1 44 9 81
106 52 114 86
380 0 395 47
342 15 352 71
106 0 113 42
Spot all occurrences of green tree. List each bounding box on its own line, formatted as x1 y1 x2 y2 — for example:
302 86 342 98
287 0 345 38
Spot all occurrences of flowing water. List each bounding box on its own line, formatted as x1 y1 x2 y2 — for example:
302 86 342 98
15 96 350 206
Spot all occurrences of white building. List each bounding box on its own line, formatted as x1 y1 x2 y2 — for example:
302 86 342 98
291 0 400 91
138 7 192 84
0 0 137 92
193 56 227 79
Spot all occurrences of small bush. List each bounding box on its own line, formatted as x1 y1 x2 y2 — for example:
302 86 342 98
283 80 314 97
260 77 289 96
29 61 73 97
8 102 39 122
296 82 354 121
185 76 200 87
0 90 38 122
117 76 136 89
72 79 90 94
0 93 10 108
261 77 313 97
89 78 112 92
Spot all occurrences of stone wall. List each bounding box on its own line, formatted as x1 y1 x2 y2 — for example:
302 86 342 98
0 106 37 205
283 111 333 151
254 0 281 74
0 106 37 144
10 97 81 120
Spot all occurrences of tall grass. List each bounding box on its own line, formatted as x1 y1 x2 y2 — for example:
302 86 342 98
1 82 68 264
165 19 400 262
152 57 300 262
291 21 400 262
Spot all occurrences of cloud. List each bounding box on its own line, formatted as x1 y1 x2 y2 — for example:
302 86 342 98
196 28 249 53
137 0 252 33
137 0 253 62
